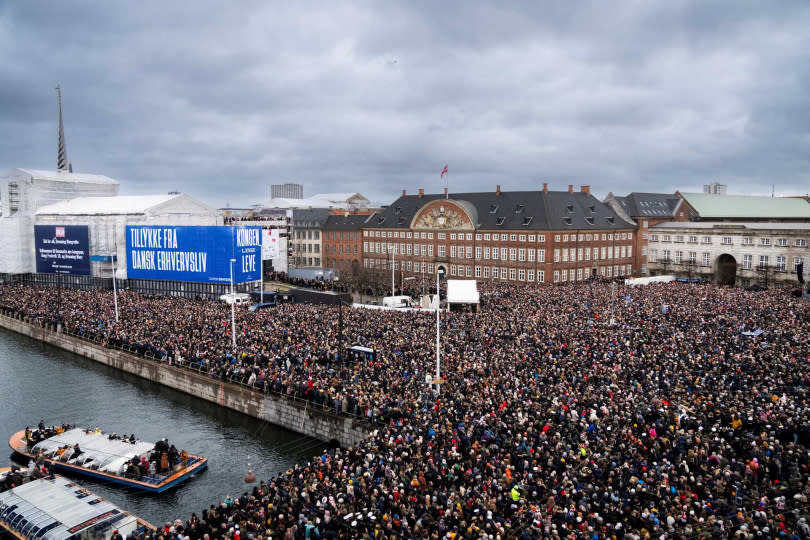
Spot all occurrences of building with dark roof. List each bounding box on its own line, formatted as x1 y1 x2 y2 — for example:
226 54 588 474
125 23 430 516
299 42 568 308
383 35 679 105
363 184 637 285
290 208 331 268
323 213 374 276
604 192 692 275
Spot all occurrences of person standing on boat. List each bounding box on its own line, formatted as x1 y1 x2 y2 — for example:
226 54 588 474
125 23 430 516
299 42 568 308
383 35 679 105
110 529 123 540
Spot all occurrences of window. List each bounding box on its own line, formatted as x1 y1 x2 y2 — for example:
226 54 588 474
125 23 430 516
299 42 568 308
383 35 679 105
538 235 545 242
492 267 499 279
450 233 456 240
484 247 490 259
576 268 583 281
501 248 509 261
439 233 447 240
777 238 788 247
528 235 535 242
428 264 434 273
578 248 583 261
428 245 434 256
662 249 670 261
475 234 482 241
538 249 545 263
688 252 696 264
674 235 684 243
561 249 568 262
569 269 575 281
519 234 526 242
484 234 491 241
742 237 753 246
743 255 752 270
794 257 805 273
641 220 648 228
466 233 472 241
702 236 712 244
492 247 499 259
466 266 472 277
650 235 659 242
796 239 807 247
674 251 682 264
519 248 526 261
518 269 525 281
527 269 534 281
450 265 456 276
509 248 517 261
560 269 567 282
528 249 535 262
721 237 732 245
642 246 647 256
510 234 517 241
703 252 710 266
662 235 671 242
475 266 481 277
553 270 560 283
483 266 490 278
554 249 560 262
554 235 561 242
466 246 472 258
592 247 598 260
563 234 569 242
688 236 697 244
776 255 786 271
439 246 447 257
537 270 544 283
475 246 481 259
759 255 769 268
760 238 771 246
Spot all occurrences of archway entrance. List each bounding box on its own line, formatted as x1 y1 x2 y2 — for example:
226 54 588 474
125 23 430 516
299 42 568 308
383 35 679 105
716 254 737 286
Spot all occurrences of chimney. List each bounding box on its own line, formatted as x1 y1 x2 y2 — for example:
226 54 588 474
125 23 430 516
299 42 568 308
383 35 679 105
542 182 548 193
580 185 590 195
402 189 406 197
568 184 574 194
444 187 448 197
418 188 424 198
496 184 501 195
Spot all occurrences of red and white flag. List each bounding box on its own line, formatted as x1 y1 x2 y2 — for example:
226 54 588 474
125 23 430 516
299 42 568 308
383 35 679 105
440 165 448 178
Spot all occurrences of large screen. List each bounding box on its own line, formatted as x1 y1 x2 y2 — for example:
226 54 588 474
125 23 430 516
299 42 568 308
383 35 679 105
34 225 91 275
126 225 261 284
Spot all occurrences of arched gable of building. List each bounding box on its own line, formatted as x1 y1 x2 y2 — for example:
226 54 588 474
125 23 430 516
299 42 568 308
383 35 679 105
410 200 477 231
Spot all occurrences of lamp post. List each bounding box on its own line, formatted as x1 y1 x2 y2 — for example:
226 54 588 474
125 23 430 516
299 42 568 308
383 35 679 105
390 244 396 297
435 266 445 394
230 258 237 350
111 247 119 323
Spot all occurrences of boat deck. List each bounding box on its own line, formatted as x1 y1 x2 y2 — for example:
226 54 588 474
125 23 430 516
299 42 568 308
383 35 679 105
9 429 207 493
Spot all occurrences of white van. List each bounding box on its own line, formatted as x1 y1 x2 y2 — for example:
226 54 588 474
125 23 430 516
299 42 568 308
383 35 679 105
219 292 251 305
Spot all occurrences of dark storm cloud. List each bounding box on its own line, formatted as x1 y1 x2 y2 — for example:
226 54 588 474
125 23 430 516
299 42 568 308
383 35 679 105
1 1 809 207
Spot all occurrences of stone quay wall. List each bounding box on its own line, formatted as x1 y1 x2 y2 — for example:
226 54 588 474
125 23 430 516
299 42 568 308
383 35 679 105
0 313 370 447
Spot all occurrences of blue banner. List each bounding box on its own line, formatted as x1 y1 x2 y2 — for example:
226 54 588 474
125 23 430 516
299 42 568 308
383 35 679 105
35 225 90 275
125 225 261 284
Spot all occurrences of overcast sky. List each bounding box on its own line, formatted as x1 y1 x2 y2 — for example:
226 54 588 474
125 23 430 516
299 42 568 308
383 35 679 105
2 1 809 207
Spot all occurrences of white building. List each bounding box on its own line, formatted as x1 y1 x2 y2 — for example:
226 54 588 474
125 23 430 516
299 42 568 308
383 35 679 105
648 222 809 287
35 193 219 279
0 168 120 274
263 192 373 212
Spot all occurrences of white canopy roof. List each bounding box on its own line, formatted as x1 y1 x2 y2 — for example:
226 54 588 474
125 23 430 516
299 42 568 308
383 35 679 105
15 168 120 185
36 194 194 215
446 279 480 304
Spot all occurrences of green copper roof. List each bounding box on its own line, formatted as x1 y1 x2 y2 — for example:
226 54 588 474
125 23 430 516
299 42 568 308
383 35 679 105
681 192 810 219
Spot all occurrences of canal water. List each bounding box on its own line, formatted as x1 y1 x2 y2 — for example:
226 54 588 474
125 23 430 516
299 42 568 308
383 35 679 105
0 327 323 527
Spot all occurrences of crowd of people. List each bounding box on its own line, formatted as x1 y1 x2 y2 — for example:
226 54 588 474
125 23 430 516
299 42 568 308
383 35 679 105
2 279 810 538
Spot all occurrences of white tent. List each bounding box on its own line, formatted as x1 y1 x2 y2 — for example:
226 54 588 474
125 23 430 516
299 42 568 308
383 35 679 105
446 279 480 304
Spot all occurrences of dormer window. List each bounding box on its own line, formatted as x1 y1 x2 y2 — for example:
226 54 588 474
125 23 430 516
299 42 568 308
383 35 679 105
397 217 406 224
394 206 401 214
496 216 505 226
562 217 572 225
489 205 498 214
515 204 524 213
585 217 594 225
566 204 574 213
522 216 533 226
606 217 615 224
377 216 386 224
588 205 595 213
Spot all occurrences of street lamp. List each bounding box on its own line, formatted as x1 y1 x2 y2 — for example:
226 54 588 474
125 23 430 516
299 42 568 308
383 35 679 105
111 247 119 323
230 258 237 350
435 266 445 394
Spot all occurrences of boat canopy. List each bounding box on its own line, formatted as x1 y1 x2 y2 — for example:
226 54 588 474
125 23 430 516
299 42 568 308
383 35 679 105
0 475 138 540
31 429 154 472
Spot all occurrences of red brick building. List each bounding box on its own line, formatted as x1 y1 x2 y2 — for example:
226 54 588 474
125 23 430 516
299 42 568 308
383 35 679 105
362 184 637 284
322 213 371 276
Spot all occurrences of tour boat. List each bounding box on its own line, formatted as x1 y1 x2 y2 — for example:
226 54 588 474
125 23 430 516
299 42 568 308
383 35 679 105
0 469 155 540
9 427 207 494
